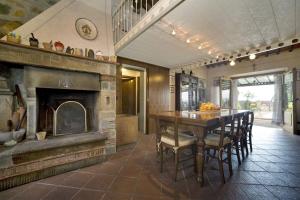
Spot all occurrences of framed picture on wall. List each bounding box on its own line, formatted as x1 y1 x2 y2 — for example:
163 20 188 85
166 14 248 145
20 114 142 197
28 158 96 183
75 18 98 40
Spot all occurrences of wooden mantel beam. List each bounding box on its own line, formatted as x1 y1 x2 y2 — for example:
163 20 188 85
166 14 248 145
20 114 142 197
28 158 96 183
0 40 117 76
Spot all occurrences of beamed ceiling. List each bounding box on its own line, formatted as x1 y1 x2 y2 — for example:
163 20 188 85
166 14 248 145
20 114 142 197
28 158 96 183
116 0 300 68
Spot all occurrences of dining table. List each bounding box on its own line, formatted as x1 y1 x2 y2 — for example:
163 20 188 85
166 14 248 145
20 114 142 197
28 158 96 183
152 109 249 186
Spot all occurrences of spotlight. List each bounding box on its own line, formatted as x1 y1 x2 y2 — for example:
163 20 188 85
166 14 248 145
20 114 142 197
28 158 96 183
208 50 211 55
198 45 202 50
172 30 176 35
230 60 236 66
186 39 190 43
249 53 256 60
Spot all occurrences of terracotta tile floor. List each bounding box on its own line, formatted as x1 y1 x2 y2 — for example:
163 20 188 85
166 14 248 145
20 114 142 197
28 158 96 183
1 125 300 200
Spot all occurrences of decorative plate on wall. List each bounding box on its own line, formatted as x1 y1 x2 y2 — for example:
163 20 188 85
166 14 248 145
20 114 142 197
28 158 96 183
75 18 98 40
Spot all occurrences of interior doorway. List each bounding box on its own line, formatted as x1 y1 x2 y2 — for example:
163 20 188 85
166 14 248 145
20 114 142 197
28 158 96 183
120 65 147 134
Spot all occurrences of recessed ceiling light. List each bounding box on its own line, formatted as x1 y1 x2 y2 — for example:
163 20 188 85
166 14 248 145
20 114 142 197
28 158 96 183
249 53 256 60
216 55 219 59
198 45 202 50
172 30 176 35
230 60 236 66
186 39 190 43
208 50 211 55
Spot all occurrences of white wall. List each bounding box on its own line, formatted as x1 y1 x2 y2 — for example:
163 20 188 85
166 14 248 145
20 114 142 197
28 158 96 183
3 0 114 55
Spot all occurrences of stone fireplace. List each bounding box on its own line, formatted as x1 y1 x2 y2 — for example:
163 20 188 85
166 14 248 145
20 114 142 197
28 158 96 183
0 41 117 190
24 66 104 139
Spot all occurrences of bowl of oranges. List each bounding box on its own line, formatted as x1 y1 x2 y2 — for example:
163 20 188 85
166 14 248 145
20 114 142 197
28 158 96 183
199 102 220 112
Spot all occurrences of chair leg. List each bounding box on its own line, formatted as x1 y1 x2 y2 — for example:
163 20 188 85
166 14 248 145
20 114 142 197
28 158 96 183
249 132 253 152
235 139 241 165
160 144 163 173
192 145 198 173
227 144 233 176
240 138 245 160
206 149 210 163
213 149 217 158
244 135 249 156
174 150 179 182
218 149 225 184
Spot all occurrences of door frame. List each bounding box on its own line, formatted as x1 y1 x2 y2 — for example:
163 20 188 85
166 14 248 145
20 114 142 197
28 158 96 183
122 64 147 134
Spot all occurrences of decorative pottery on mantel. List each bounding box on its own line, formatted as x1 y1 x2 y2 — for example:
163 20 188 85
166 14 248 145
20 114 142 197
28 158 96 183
65 46 74 54
54 41 64 52
6 32 21 44
87 49 94 59
74 48 83 56
42 40 53 50
29 33 39 47
75 18 98 40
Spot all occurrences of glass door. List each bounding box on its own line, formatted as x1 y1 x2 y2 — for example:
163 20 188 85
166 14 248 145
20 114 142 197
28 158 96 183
220 79 231 109
283 71 293 133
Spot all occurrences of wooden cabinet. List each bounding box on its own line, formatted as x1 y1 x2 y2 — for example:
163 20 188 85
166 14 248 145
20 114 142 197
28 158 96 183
116 114 138 146
175 73 206 111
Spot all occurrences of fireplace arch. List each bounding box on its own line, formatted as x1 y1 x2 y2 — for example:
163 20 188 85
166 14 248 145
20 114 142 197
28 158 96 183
53 101 87 136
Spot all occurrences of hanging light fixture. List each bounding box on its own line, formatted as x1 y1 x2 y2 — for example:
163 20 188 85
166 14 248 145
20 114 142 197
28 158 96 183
249 53 256 60
230 60 236 66
172 29 176 35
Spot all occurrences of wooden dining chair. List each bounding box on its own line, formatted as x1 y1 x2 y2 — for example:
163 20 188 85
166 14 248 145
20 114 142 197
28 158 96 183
157 115 197 181
204 116 233 184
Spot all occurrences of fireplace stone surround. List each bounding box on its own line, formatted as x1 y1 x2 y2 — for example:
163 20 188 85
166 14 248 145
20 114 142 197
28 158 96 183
0 41 117 190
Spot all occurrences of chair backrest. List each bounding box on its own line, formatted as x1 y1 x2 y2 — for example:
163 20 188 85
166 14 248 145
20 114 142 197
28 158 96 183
218 115 233 147
157 115 180 147
241 111 250 134
248 111 254 132
232 113 242 137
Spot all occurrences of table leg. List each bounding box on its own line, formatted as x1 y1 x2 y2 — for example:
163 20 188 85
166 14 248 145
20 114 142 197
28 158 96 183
195 127 207 186
196 141 205 186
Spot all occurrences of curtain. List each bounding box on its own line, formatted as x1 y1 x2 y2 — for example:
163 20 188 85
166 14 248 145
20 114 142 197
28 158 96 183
231 79 239 109
211 78 220 106
272 74 283 124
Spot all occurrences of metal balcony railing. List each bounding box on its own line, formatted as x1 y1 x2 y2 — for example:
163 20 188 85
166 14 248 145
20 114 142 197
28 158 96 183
112 0 160 44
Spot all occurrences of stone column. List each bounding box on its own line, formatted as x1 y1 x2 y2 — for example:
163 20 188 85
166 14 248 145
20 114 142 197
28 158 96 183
99 65 116 155
26 87 37 139
0 77 13 131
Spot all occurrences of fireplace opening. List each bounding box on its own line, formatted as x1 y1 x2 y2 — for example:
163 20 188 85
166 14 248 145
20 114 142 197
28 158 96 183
36 88 99 137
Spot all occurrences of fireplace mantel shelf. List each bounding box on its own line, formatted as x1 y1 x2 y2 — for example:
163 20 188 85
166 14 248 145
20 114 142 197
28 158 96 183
0 40 117 76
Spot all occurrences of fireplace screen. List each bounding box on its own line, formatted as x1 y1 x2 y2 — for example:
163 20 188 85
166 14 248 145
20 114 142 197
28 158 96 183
54 101 87 135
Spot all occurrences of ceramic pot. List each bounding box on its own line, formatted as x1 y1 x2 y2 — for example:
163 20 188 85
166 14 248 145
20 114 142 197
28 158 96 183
74 48 83 56
87 49 94 59
29 33 39 47
54 41 64 52
95 50 103 60
42 40 53 50
66 46 74 54
36 131 46 140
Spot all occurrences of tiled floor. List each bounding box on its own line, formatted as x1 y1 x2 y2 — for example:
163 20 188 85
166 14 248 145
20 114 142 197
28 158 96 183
1 125 300 200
